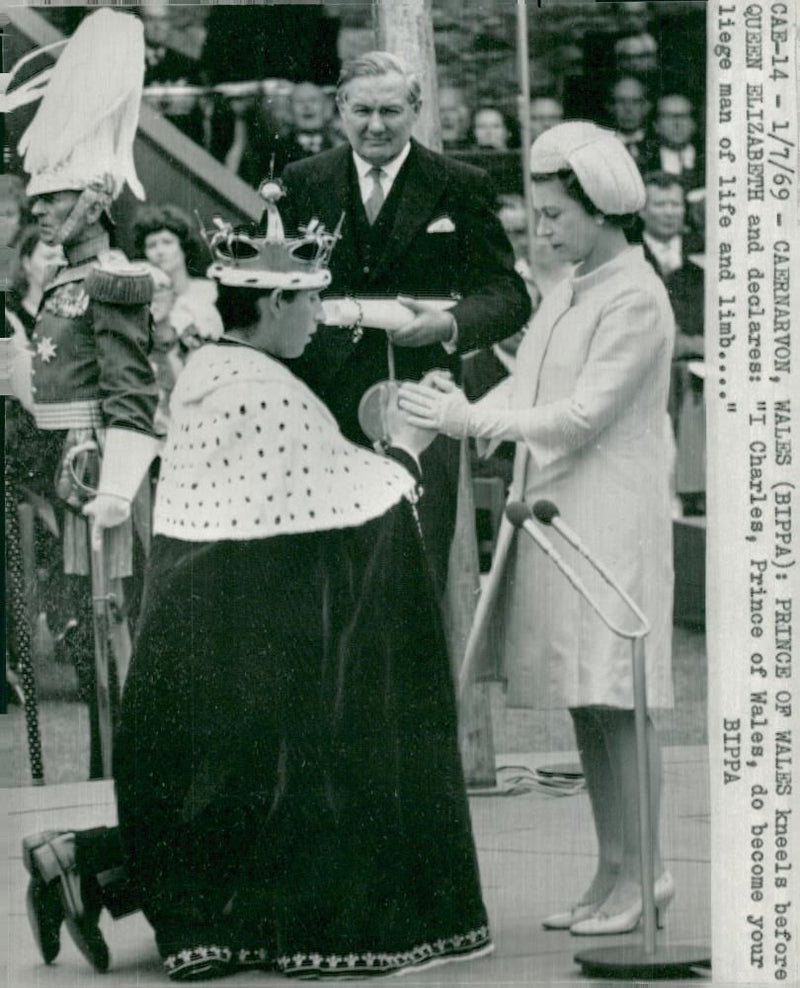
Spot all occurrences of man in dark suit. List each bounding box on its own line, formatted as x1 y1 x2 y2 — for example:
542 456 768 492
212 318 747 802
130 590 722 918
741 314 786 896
280 51 531 590
638 171 704 282
606 75 652 166
641 93 705 192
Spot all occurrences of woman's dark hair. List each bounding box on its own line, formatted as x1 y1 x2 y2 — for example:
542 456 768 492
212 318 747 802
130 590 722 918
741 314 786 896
215 283 298 332
133 203 209 277
530 168 637 230
471 104 520 150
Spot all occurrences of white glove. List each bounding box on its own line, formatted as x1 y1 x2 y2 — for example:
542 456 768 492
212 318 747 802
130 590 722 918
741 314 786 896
383 382 437 457
398 375 472 439
81 428 159 549
82 493 131 550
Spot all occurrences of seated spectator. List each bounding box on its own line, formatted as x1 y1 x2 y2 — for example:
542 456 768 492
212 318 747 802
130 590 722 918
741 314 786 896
638 171 703 281
614 32 659 77
232 82 338 188
286 82 336 155
439 84 473 151
133 205 222 432
472 105 514 151
642 93 705 191
607 75 651 164
137 4 218 153
139 3 200 86
495 194 569 305
528 95 564 143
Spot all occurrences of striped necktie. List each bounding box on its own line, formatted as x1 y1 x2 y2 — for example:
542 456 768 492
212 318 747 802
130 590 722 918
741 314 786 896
365 167 385 224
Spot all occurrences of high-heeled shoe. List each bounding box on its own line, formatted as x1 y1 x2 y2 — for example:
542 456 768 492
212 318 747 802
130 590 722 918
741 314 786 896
569 871 675 936
542 900 605 931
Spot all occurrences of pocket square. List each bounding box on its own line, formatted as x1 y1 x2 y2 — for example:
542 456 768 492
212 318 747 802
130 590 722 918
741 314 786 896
426 216 456 234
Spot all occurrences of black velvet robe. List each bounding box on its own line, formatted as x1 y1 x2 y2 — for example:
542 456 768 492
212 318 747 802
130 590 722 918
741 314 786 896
113 500 490 977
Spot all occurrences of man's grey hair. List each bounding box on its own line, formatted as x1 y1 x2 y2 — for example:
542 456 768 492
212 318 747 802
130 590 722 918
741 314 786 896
336 51 421 108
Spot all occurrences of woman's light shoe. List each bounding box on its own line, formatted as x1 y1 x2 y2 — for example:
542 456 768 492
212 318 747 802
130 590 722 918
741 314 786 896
569 871 675 936
542 900 604 930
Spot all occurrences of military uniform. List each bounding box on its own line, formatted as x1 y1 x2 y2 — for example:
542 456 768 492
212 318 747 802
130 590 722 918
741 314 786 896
29 233 157 779
30 233 156 435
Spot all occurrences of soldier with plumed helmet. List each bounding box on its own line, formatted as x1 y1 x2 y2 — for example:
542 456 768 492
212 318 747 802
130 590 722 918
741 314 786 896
4 9 159 778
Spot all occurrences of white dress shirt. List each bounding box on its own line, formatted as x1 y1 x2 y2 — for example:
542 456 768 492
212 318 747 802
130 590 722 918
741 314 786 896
660 143 697 176
352 142 412 206
643 232 683 278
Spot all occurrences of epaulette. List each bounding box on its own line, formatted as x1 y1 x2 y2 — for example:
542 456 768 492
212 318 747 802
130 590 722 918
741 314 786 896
85 254 153 306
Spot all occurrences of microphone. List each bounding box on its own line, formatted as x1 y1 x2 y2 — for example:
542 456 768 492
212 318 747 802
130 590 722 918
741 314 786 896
531 499 650 635
504 501 598 610
532 499 559 525
534 498 588 556
505 500 534 530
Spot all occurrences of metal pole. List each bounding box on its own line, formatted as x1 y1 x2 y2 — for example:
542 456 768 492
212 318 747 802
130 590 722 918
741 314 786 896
632 636 657 954
515 0 537 270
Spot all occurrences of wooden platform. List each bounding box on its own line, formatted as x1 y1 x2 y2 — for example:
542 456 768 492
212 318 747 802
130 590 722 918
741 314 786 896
3 747 711 986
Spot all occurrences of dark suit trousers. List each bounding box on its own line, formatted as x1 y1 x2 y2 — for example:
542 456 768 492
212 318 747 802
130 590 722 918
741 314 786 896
74 827 139 919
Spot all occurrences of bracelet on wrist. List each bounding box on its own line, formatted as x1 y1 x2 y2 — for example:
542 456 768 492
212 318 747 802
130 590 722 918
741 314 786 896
345 295 364 344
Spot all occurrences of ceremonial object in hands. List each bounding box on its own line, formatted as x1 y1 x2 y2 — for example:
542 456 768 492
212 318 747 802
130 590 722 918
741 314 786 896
359 379 400 446
321 296 456 333
323 295 456 444
359 375 442 454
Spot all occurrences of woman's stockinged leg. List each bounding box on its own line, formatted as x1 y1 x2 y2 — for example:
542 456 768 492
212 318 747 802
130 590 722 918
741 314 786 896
569 707 622 904
594 707 664 912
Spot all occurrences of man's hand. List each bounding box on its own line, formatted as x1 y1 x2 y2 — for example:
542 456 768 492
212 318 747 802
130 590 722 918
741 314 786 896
389 296 456 348
83 493 131 550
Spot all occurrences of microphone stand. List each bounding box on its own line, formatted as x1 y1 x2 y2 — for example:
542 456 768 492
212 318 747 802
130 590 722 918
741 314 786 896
510 501 710 979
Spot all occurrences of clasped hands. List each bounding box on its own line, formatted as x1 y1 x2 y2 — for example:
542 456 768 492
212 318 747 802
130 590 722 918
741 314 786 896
397 371 471 439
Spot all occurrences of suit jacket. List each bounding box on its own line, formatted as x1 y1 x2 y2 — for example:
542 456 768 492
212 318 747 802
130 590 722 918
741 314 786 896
641 230 704 279
280 139 531 445
640 139 706 191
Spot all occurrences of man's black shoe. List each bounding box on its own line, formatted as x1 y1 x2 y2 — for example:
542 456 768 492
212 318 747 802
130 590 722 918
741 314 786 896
22 831 110 972
24 861 63 963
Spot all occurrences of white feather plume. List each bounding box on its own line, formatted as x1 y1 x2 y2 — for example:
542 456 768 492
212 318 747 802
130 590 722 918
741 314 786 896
18 9 145 200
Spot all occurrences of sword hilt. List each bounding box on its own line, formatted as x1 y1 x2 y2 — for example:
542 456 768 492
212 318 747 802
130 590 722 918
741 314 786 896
63 439 100 498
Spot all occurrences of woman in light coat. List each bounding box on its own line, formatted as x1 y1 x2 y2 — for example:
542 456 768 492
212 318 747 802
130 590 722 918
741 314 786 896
400 121 676 937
